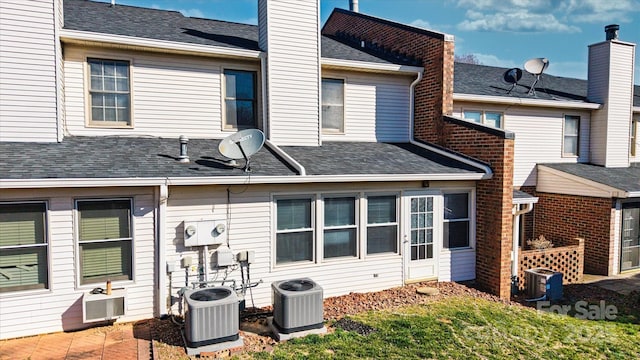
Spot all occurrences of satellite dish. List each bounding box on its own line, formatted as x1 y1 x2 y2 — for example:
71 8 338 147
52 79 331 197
523 57 549 75
502 68 522 94
218 128 265 172
523 58 549 96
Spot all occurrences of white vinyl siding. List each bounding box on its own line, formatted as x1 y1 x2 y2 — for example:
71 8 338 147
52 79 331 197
64 46 259 138
0 0 59 142
259 0 320 146
322 70 412 142
164 183 433 313
455 102 591 187
587 41 634 167
0 188 155 340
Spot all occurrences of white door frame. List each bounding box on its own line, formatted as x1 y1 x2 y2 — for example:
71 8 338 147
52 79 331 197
402 190 443 283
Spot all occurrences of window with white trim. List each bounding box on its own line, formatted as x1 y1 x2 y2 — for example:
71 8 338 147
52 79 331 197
224 69 257 129
366 195 398 254
0 202 48 293
443 193 470 249
322 78 345 133
323 196 357 259
563 115 580 156
463 110 503 128
77 199 133 285
275 198 314 264
274 193 402 266
88 58 131 126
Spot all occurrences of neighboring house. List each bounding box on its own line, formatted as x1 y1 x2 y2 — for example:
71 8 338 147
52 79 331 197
323 9 639 296
0 0 491 339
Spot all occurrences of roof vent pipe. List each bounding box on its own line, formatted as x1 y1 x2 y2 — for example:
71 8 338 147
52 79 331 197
605 24 619 40
179 135 189 163
349 0 359 12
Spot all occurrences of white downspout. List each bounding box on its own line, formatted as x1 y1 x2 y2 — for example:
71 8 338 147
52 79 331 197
265 140 306 175
512 202 534 293
260 53 269 139
157 183 168 316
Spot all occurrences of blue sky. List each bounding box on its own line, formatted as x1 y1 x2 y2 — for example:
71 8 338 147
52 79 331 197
96 0 640 84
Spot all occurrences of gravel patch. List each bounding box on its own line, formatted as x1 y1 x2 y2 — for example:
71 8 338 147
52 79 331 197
145 280 639 358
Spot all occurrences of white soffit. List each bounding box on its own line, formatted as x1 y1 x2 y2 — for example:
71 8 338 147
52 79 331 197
537 165 630 198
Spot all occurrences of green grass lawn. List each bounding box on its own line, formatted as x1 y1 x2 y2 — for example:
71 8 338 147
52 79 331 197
250 297 640 360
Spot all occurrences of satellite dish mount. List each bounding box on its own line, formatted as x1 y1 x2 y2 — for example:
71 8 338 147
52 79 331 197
523 57 549 96
502 67 523 94
218 129 265 172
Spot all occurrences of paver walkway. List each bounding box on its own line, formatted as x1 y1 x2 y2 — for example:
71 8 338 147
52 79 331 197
582 270 640 295
0 321 152 360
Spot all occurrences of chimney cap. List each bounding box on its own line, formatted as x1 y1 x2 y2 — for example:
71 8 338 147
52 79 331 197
605 24 619 40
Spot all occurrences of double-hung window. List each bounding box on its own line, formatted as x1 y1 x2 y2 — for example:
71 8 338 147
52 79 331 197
563 115 580 156
322 78 345 133
88 58 131 126
366 195 398 254
224 69 257 129
275 198 314 264
77 199 133 285
443 193 470 249
463 110 502 128
323 196 357 259
0 202 48 293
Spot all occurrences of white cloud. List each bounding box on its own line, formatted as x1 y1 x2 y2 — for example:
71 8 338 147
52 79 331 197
179 8 205 18
409 19 433 30
458 10 580 33
470 53 519 68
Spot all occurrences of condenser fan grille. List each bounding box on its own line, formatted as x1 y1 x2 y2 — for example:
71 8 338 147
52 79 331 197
189 287 231 301
279 280 314 291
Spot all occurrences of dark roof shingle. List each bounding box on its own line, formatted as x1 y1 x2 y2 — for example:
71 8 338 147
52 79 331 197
541 163 640 193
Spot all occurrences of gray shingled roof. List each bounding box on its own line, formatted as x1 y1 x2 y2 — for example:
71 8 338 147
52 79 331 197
455 62 640 107
0 137 296 179
63 0 399 65
281 142 484 176
0 137 486 181
541 163 640 193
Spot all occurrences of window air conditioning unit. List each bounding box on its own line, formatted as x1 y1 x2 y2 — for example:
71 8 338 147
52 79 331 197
82 289 126 323
271 278 324 334
525 268 563 301
184 286 239 348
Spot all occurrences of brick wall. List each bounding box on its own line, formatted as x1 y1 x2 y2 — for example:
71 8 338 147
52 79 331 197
324 9 515 299
440 118 514 299
532 192 615 275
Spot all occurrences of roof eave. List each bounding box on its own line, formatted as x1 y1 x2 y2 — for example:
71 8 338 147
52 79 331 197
60 29 261 59
0 173 487 189
321 58 423 74
537 165 632 198
454 93 602 110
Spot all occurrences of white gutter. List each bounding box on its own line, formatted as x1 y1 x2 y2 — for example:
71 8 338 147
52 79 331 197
322 58 424 74
633 106 640 113
265 140 307 176
454 93 602 110
511 202 534 291
512 196 539 205
156 183 168 317
0 173 487 189
59 29 261 59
